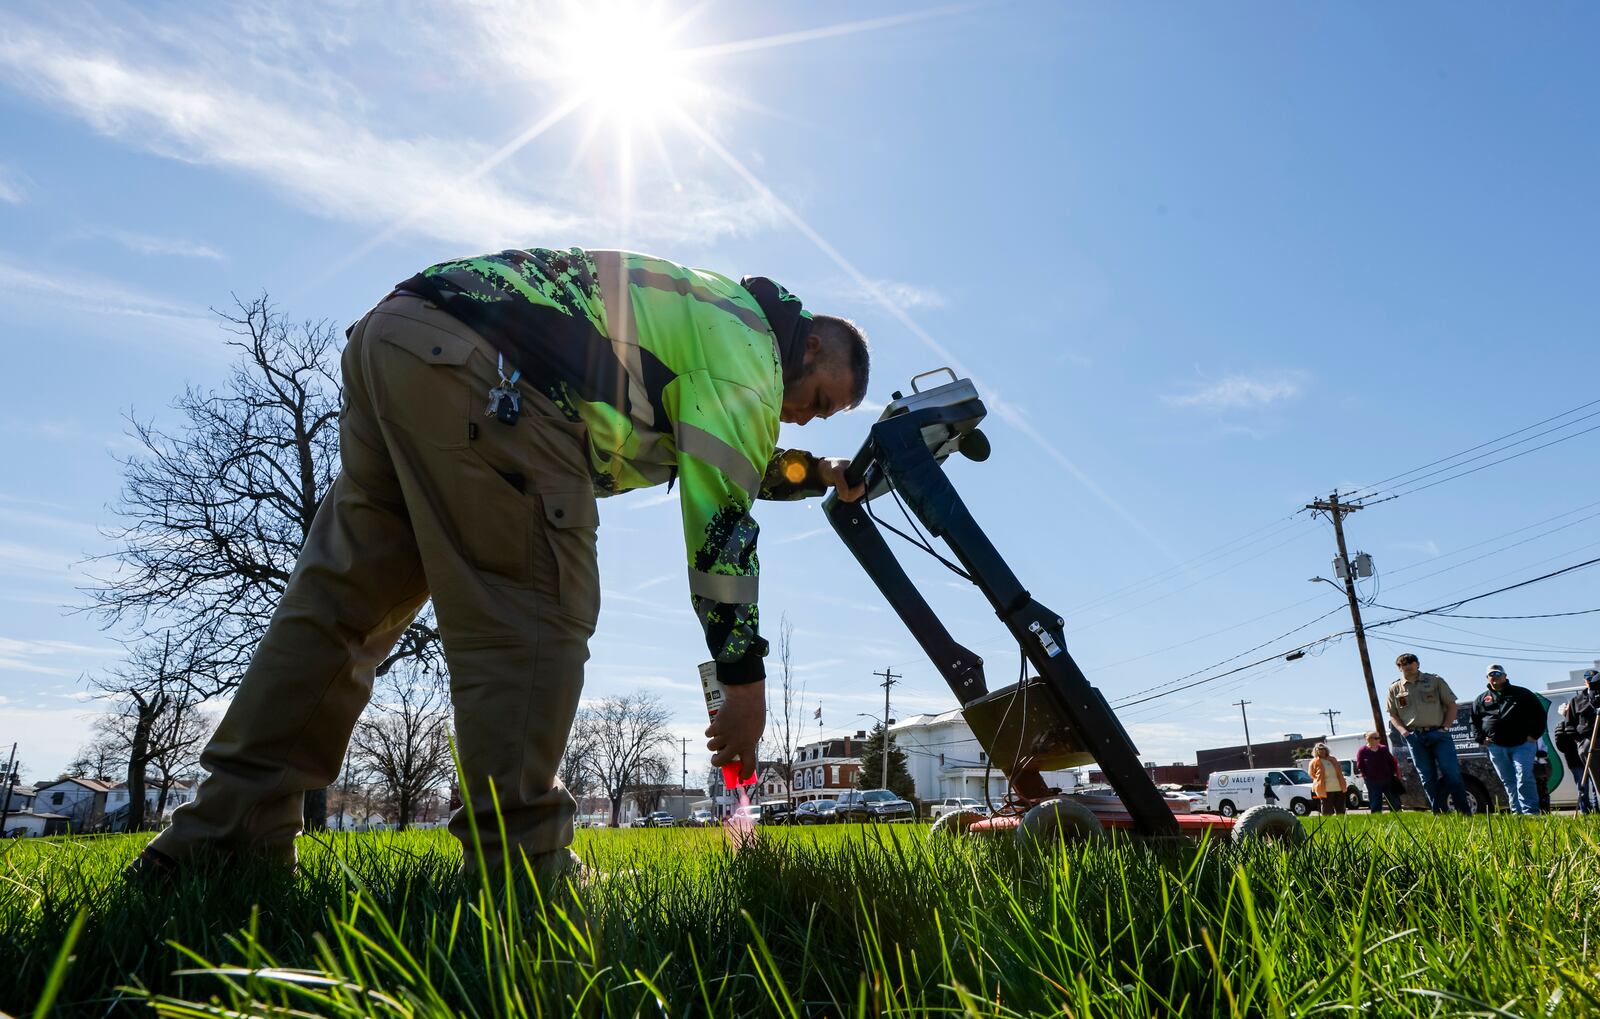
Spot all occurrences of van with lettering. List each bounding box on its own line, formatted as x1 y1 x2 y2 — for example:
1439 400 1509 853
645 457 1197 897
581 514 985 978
1206 767 1316 818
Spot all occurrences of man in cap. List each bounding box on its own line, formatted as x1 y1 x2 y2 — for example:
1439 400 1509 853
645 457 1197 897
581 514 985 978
1386 652 1473 813
1555 668 1600 813
1469 663 1546 814
127 247 870 882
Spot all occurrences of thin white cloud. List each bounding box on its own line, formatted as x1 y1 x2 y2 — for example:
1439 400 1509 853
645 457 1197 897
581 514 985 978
626 489 680 511
101 229 225 261
0 539 86 582
0 636 117 678
0 164 24 203
777 526 830 544
826 277 947 310
1393 539 1441 557
0 252 215 335
1164 372 1306 412
0 13 783 253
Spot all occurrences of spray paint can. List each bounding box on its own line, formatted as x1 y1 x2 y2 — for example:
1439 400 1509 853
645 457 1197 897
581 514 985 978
700 660 758 793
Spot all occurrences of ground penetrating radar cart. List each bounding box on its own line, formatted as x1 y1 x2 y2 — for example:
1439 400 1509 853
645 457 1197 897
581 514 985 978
822 369 1304 846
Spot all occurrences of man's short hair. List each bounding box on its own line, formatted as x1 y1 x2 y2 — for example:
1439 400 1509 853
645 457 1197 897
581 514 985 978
1365 731 1381 741
812 314 870 408
1396 653 1419 667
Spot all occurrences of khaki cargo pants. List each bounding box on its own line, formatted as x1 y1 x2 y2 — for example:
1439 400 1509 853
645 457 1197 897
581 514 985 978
149 294 600 871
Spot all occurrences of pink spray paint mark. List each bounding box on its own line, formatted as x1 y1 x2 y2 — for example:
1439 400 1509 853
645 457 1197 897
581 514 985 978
723 764 758 850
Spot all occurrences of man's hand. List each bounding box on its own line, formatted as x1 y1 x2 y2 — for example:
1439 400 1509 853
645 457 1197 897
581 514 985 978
707 679 766 781
817 457 865 502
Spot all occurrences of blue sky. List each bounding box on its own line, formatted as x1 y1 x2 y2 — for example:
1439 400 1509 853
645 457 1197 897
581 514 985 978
2 1 1598 782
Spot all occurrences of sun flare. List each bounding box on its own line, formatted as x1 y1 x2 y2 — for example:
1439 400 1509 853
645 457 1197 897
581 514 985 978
552 3 703 125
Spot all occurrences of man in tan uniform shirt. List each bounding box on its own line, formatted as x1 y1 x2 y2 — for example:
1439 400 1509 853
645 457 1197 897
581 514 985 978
1386 652 1472 813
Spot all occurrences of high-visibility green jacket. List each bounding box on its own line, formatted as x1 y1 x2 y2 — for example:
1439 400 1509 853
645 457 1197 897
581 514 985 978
399 248 813 684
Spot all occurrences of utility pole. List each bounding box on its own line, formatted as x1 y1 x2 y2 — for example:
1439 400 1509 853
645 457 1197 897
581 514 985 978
874 668 900 789
0 742 16 835
680 738 688 802
1307 491 1385 738
1234 700 1255 768
1320 708 1342 735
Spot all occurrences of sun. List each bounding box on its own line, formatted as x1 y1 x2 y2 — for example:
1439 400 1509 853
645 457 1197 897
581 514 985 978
551 2 705 125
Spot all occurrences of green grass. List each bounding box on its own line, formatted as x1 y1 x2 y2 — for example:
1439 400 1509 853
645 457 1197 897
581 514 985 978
4 815 1600 1017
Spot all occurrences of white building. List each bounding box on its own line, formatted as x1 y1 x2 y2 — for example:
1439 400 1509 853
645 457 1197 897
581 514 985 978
31 778 111 831
891 709 1079 803
105 778 197 821
3 811 70 837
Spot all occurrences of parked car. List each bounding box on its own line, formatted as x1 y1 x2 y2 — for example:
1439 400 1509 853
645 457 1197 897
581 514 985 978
794 799 839 825
835 788 916 823
729 804 761 825
928 796 990 821
643 811 676 828
1206 767 1317 817
757 801 794 825
686 808 716 827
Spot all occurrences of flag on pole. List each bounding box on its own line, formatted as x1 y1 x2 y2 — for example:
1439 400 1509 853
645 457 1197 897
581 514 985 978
813 706 822 720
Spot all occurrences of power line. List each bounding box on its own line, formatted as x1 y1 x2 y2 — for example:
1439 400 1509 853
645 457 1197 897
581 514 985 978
1409 615 1600 652
1360 418 1600 506
1413 606 1600 621
1111 605 1348 704
1381 503 1600 592
1365 633 1599 666
1365 556 1600 630
1368 630 1600 658
1113 553 1600 710
1062 514 1306 617
1343 397 1600 504
1114 632 1349 709
1070 525 1318 636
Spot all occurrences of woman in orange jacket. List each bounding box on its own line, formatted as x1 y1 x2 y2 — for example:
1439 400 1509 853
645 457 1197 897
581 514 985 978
1309 743 1350 815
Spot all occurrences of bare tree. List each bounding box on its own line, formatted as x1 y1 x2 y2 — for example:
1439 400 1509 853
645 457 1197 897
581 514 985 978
761 615 804 807
347 666 454 829
83 633 215 830
67 737 123 783
559 726 596 803
146 704 211 819
573 693 674 827
84 295 442 828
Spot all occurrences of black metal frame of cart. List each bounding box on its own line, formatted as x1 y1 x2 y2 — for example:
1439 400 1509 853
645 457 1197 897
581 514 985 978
823 376 1180 838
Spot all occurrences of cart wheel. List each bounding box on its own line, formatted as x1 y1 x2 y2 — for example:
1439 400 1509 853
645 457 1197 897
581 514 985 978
929 809 986 839
1231 805 1306 847
1015 797 1103 847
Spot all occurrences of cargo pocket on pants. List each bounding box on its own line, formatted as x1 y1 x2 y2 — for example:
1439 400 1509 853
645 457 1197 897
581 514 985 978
540 490 600 624
458 453 533 586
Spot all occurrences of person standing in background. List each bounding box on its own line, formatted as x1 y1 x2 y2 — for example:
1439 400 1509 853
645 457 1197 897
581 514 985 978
1309 743 1349 816
1555 669 1600 814
1355 731 1404 813
1469 663 1545 815
1387 652 1473 814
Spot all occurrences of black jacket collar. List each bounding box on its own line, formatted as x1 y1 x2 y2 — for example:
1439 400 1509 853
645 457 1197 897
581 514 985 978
740 275 812 384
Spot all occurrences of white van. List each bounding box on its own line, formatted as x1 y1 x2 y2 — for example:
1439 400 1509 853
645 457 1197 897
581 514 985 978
1207 767 1317 817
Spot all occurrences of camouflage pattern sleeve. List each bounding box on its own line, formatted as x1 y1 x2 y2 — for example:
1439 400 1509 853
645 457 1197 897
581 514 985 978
663 372 780 685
